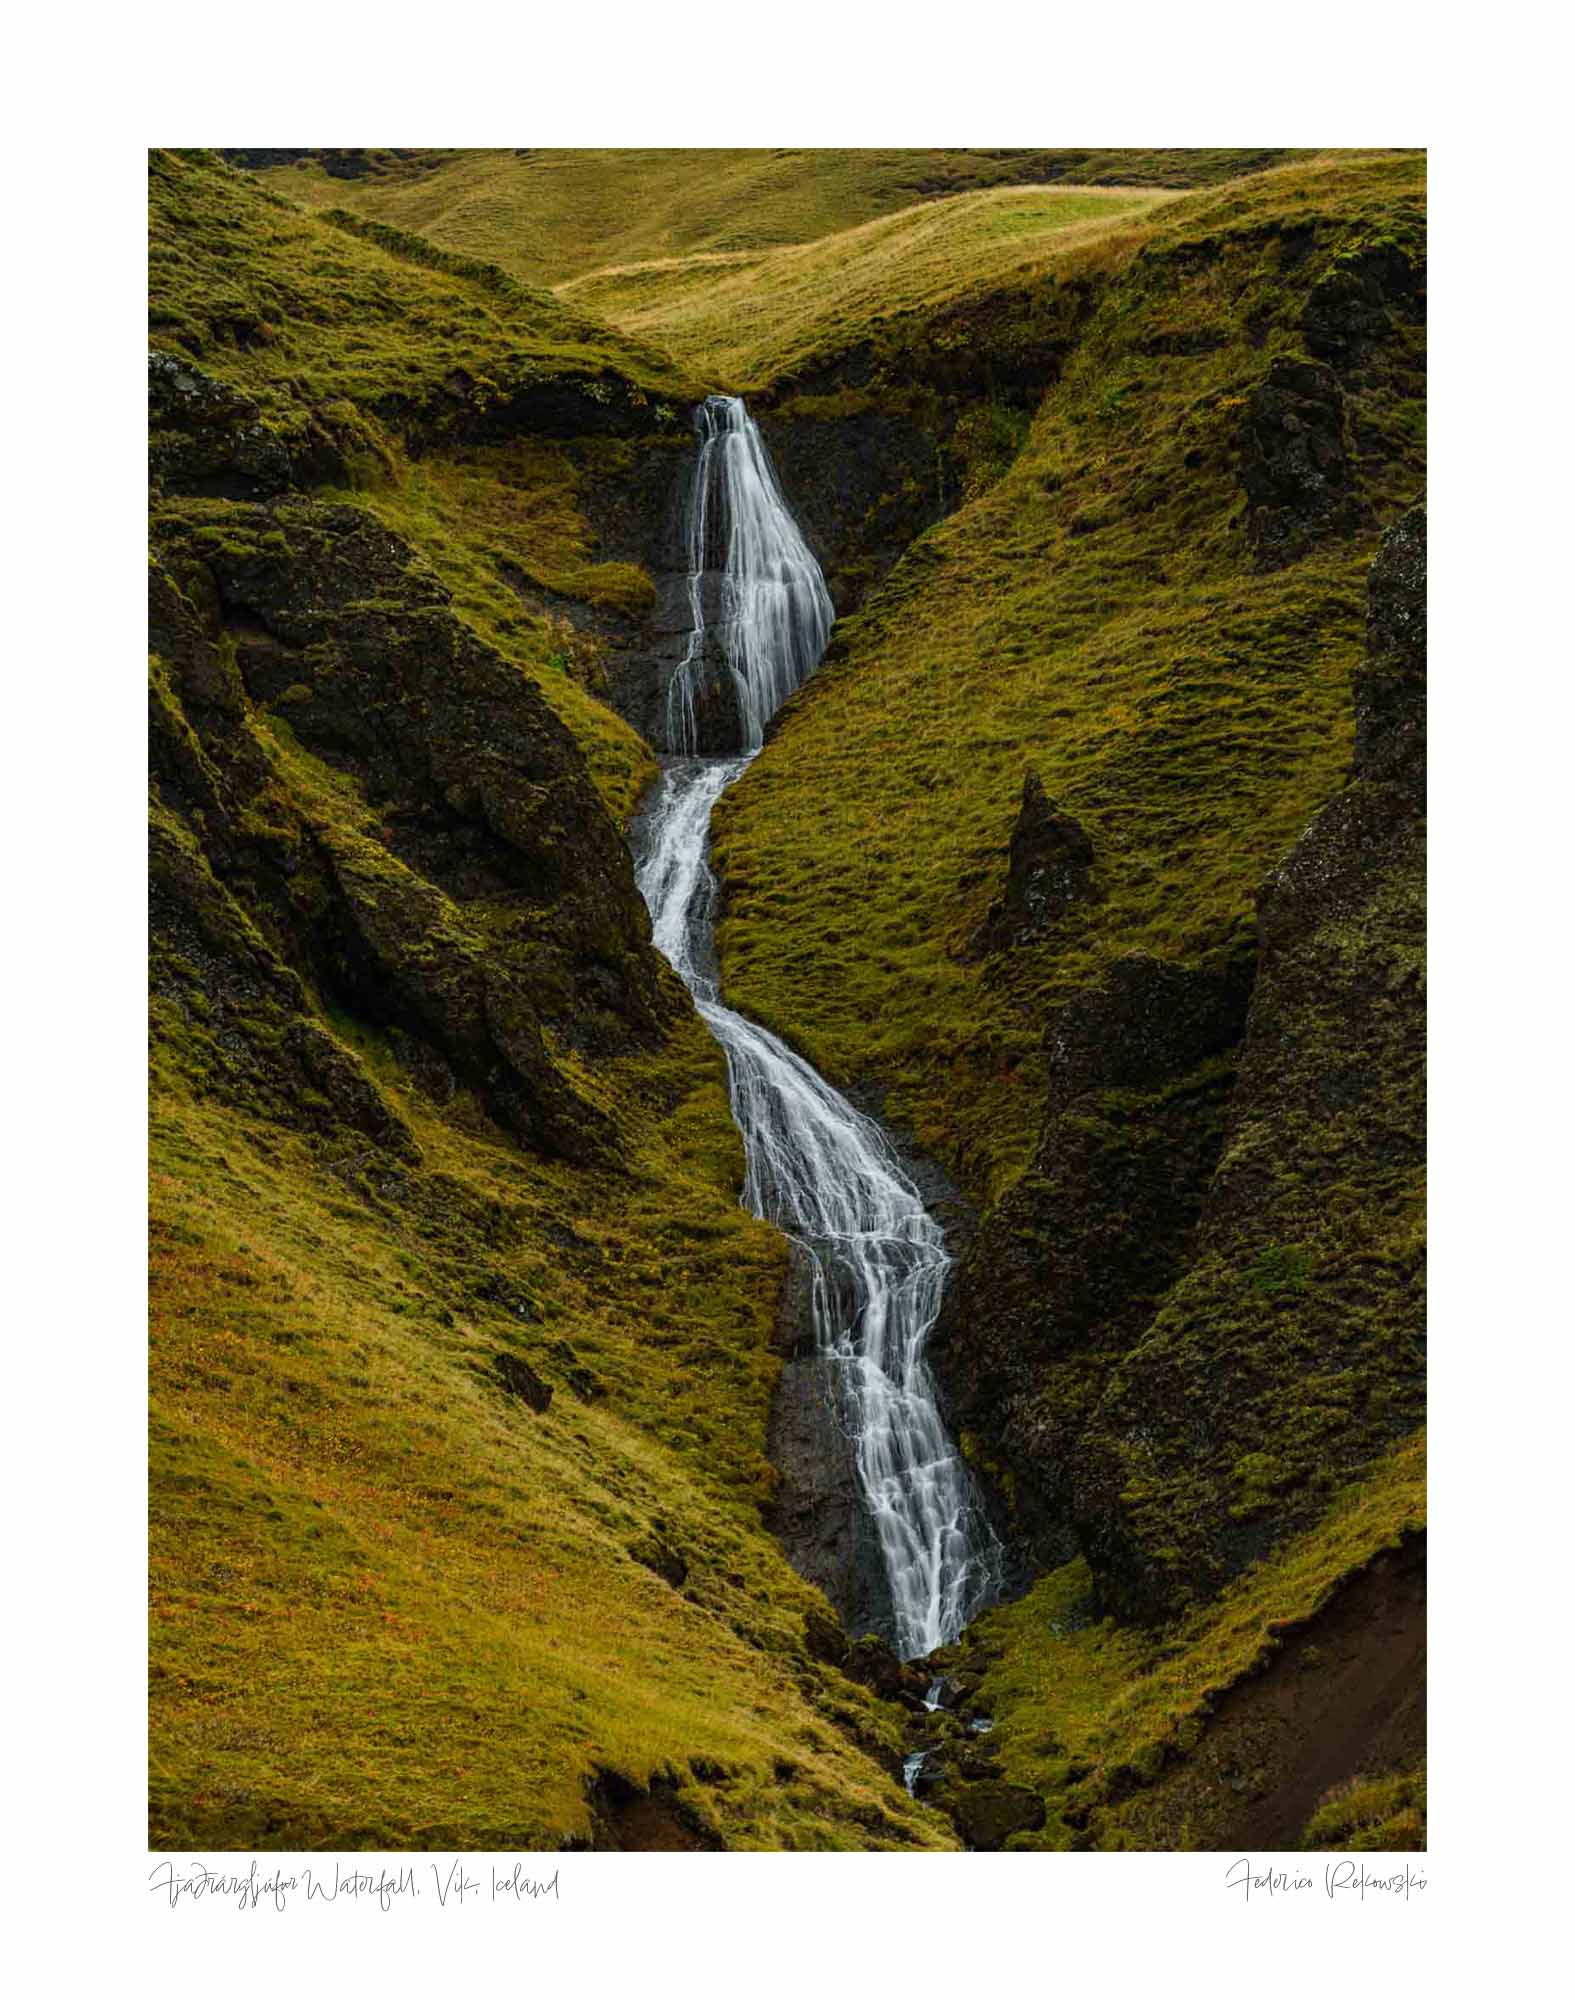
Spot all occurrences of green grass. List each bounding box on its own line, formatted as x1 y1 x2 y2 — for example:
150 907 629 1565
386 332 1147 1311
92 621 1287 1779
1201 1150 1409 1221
961 1432 1424 1849
1302 1765 1426 1851
560 183 1170 385
149 150 697 427
150 692 949 1849
247 147 1314 289
710 150 1425 1200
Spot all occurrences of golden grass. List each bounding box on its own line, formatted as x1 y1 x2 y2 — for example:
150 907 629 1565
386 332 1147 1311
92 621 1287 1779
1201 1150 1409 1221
560 184 1175 385
251 147 1257 289
970 1433 1425 1849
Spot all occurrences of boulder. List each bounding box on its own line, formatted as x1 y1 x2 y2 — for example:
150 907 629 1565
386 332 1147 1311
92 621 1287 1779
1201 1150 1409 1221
944 1779 1046 1850
493 1351 552 1414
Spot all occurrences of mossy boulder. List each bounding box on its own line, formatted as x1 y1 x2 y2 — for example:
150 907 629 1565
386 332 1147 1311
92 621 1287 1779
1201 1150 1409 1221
940 1777 1046 1850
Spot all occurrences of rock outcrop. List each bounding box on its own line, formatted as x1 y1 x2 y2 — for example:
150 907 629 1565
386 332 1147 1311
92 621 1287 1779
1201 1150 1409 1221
1076 506 1426 1618
150 497 678 1167
1303 242 1425 373
973 773 1098 954
1239 354 1362 569
938 507 1426 1621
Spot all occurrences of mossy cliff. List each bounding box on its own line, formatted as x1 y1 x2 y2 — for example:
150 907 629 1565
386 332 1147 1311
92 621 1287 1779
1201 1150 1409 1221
150 148 1424 1850
149 150 962 1851
697 150 1424 1841
935 507 1424 1621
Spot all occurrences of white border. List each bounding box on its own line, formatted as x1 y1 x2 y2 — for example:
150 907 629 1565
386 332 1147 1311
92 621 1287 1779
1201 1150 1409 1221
10 0 1563 1986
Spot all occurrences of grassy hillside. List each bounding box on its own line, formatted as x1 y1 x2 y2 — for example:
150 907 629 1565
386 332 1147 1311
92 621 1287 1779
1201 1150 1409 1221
150 150 696 422
712 150 1425 1200
934 1435 1424 1849
149 149 698 822
148 150 959 1850
240 147 1311 289
561 183 1171 386
150 145 1424 1851
151 1001 945 1848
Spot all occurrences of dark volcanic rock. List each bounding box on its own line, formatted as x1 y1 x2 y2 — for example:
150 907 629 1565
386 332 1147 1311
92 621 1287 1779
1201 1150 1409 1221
974 772 1097 953
1044 950 1255 1110
493 1351 553 1413
1072 509 1426 1620
149 351 361 500
931 947 1251 1570
1355 502 1426 784
766 1344 896 1643
1239 354 1361 570
938 516 1425 1621
941 1778 1046 1850
842 1634 931 1706
150 496 678 1166
1303 243 1424 370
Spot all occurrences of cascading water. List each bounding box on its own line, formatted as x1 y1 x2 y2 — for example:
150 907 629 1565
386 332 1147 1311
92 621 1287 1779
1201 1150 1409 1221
666 395 834 755
634 395 1000 1659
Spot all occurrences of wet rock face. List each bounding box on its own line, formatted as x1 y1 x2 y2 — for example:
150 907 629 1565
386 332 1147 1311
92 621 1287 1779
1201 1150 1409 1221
150 497 676 1166
974 772 1097 953
1239 354 1361 569
766 1345 897 1643
584 373 1066 751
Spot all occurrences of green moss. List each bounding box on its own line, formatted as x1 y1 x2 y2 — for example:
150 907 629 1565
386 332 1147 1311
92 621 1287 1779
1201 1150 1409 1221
712 150 1425 1201
1302 1764 1425 1851
957 1433 1423 1849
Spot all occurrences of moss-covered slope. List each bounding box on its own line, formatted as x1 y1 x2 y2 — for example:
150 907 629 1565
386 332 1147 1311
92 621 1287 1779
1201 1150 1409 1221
148 151 959 1851
149 145 1425 1852
711 150 1424 1198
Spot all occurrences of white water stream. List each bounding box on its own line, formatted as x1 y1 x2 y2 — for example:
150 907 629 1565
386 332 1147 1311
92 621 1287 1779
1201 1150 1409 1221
634 396 1000 1659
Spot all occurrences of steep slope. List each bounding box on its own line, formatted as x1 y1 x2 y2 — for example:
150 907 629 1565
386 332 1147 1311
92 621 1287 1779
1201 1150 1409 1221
707 149 1425 1836
148 151 954 1851
712 150 1424 1198
150 146 1425 1852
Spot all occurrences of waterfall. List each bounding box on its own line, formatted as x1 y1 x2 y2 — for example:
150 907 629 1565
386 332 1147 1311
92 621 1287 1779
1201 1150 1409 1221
666 396 835 755
634 397 1001 1659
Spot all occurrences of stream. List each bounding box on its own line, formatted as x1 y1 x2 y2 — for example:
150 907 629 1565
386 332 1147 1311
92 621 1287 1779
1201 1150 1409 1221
632 395 1001 1663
